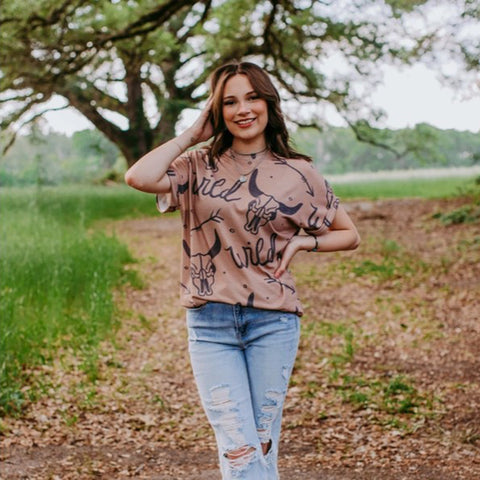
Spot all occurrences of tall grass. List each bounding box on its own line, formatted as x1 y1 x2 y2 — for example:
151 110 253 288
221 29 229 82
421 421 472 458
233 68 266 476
1 184 156 225
0 185 154 415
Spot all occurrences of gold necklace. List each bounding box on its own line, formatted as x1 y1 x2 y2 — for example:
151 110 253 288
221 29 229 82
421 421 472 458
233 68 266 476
229 148 269 183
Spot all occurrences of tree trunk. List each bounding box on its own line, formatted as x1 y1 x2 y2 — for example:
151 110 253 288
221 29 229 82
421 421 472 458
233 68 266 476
123 63 153 167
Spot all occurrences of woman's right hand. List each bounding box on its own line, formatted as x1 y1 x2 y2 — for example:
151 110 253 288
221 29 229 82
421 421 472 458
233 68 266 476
186 97 214 146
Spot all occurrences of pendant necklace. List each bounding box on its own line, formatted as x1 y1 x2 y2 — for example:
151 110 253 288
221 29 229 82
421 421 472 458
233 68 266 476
230 147 269 183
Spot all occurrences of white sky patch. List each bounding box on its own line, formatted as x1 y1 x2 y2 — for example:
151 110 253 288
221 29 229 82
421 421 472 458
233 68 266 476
370 64 480 132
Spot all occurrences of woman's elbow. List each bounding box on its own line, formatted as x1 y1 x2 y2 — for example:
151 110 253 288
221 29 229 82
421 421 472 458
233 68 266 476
124 168 142 189
350 230 361 250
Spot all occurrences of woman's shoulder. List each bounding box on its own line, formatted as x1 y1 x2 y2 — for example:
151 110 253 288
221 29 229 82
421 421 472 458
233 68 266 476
173 147 211 171
273 154 322 174
182 147 210 161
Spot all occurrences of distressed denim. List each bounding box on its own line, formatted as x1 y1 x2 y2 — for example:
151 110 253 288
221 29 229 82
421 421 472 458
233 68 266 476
186 302 300 480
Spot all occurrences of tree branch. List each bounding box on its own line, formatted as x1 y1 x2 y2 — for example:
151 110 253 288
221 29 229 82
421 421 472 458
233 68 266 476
2 103 68 155
60 87 125 146
177 0 213 43
346 120 408 159
100 0 198 44
0 92 37 104
27 0 88 30
0 94 53 129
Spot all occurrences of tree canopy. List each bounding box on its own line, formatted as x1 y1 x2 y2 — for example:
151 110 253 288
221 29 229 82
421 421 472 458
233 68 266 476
1 0 478 166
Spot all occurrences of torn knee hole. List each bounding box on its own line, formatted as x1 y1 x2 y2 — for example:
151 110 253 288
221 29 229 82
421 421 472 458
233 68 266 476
261 439 272 455
224 445 256 468
225 445 256 459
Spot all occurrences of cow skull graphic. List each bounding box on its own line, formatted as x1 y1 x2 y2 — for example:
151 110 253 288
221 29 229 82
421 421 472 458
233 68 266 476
183 230 222 296
245 170 302 234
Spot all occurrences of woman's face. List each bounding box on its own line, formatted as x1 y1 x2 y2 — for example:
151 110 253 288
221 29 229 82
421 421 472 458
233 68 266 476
222 74 268 148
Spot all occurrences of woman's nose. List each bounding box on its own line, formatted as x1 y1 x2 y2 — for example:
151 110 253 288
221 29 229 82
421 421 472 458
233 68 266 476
237 100 251 114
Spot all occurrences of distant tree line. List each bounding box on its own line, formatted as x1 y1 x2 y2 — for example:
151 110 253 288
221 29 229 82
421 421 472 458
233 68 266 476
294 123 480 174
0 124 479 186
0 128 121 186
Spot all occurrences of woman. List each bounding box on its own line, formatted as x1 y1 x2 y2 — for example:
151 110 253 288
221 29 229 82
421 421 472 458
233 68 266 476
125 61 360 479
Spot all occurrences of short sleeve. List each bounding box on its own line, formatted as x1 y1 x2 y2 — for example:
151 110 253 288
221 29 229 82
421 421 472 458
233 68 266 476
155 153 191 213
294 163 339 236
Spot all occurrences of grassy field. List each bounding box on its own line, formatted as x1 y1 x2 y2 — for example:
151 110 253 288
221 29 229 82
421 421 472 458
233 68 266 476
0 175 477 416
331 175 478 200
0 186 155 415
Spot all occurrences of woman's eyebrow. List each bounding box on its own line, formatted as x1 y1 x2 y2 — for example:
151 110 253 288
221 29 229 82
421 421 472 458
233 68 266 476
223 90 257 100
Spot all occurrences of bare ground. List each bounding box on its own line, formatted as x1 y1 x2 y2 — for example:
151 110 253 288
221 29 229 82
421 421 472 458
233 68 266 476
1 197 479 479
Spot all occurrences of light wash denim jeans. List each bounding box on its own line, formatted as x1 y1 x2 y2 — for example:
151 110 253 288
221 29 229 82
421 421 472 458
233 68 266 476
186 302 300 480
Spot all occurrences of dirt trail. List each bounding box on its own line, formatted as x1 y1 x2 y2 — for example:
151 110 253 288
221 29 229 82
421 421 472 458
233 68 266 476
1 198 479 479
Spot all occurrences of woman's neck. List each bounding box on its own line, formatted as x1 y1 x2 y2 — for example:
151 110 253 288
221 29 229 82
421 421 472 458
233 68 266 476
231 139 267 155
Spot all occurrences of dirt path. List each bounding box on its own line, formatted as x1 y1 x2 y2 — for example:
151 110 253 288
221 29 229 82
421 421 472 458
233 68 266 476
1 198 479 479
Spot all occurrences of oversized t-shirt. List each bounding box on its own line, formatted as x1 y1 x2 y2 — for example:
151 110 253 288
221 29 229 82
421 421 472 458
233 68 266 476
157 148 339 316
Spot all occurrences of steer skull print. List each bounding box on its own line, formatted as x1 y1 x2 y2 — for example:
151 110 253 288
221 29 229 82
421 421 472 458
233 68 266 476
245 170 302 234
183 230 222 296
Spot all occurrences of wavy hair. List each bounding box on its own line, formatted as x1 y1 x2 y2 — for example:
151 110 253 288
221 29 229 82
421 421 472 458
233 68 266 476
207 61 311 165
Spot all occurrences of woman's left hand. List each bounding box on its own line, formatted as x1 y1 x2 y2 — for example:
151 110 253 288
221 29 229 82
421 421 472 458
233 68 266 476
274 205 360 278
274 236 310 278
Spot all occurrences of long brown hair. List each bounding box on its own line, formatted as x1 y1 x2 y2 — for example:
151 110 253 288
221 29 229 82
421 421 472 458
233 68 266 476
207 61 311 165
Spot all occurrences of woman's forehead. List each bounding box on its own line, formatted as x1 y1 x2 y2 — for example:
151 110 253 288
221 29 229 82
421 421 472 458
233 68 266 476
223 74 254 97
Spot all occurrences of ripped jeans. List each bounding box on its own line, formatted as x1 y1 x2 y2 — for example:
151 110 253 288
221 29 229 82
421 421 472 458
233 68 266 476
187 302 300 480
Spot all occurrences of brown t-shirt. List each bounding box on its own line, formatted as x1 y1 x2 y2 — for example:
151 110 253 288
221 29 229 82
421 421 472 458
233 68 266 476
157 148 339 316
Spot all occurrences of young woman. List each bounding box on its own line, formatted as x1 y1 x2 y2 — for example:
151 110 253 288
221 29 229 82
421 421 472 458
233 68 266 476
125 61 360 480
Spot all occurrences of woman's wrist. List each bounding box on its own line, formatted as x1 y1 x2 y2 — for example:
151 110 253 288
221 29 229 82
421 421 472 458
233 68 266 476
174 131 196 152
171 140 184 155
290 235 319 253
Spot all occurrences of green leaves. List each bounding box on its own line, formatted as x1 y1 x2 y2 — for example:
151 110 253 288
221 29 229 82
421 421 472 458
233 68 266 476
1 0 477 167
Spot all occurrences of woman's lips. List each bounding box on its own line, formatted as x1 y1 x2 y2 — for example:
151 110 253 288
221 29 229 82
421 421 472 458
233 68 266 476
235 118 256 128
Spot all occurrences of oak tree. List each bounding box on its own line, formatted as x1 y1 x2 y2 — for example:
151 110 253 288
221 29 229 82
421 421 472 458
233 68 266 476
1 0 477 166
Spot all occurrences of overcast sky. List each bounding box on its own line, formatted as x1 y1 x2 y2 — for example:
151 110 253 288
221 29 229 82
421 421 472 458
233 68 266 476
369 64 479 132
43 63 479 135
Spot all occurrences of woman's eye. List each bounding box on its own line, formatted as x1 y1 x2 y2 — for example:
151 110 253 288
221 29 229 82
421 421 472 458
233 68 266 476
224 100 235 106
248 95 259 101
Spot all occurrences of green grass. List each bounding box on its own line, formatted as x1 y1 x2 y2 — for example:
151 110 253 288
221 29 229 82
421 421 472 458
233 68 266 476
339 374 434 416
332 175 478 200
432 203 480 225
0 185 157 415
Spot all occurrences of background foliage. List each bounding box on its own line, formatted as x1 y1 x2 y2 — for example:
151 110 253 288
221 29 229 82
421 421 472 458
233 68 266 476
1 0 478 166
294 124 480 174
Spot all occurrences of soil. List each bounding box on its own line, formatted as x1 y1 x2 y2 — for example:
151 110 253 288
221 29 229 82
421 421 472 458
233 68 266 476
1 197 479 479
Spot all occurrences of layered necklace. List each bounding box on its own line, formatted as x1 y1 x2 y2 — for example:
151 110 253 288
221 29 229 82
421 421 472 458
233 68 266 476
229 147 269 183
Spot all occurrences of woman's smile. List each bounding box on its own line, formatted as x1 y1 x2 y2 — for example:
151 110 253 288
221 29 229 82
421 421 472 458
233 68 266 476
235 117 257 128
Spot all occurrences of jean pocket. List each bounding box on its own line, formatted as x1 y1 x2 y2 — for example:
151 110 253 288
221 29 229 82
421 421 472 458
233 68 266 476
186 303 208 312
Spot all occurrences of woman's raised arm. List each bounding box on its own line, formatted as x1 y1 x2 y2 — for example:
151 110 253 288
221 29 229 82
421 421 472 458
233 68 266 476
124 99 213 194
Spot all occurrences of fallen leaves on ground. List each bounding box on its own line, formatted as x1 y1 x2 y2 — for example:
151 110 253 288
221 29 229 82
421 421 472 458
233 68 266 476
1 198 479 479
